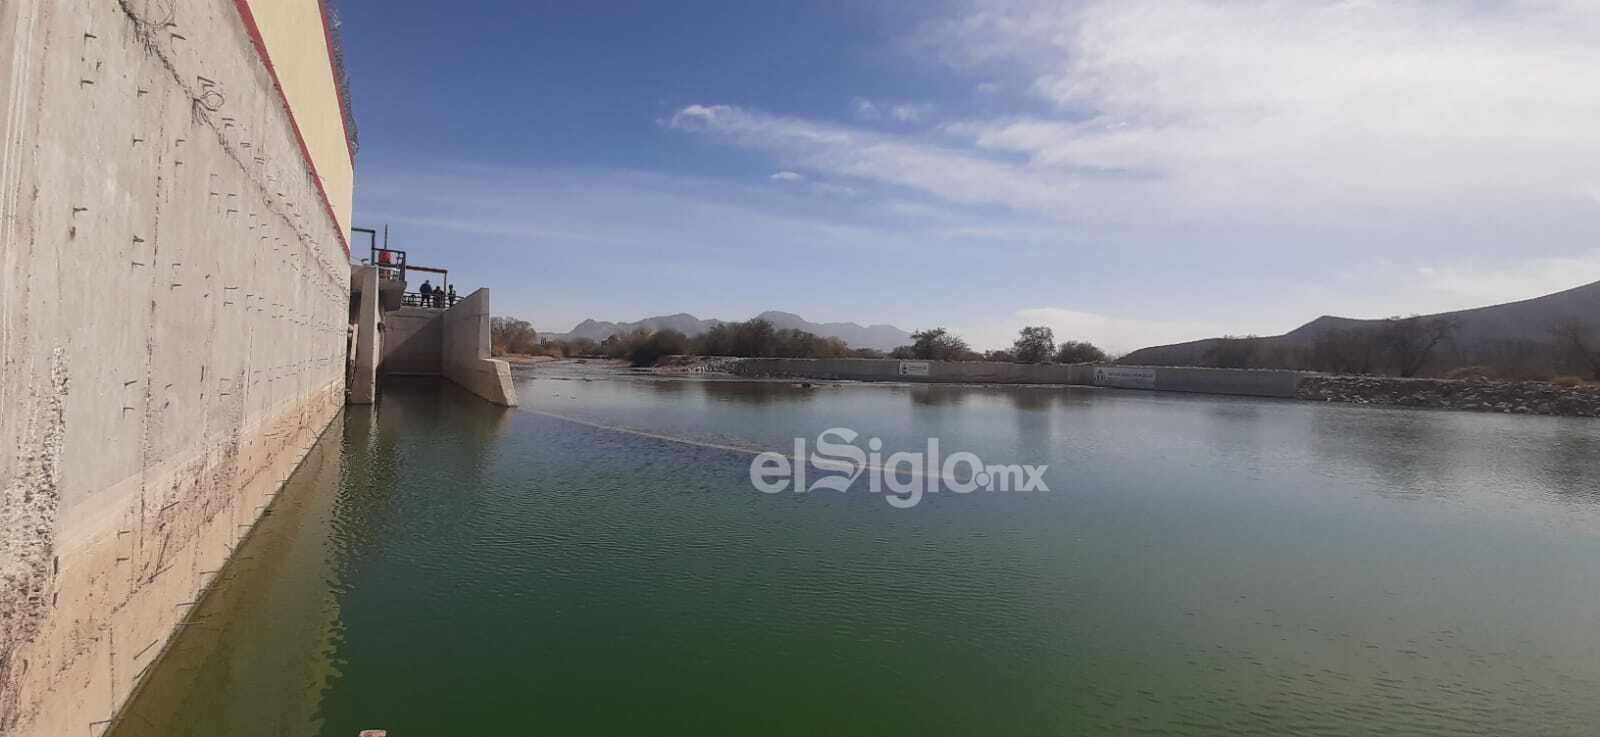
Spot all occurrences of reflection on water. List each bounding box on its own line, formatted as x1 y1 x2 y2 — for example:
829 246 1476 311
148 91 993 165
115 369 1600 737
108 414 347 737
110 381 510 737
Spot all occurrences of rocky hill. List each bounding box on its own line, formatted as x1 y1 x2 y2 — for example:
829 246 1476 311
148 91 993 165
1120 279 1600 371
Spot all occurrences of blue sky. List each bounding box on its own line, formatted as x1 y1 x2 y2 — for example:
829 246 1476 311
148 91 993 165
339 0 1600 352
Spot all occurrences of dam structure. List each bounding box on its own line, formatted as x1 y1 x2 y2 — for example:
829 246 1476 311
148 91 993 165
0 3 508 735
347 238 518 408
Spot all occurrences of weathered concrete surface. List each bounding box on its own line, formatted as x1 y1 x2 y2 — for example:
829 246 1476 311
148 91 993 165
441 289 518 407
379 308 444 376
0 2 352 736
348 266 380 404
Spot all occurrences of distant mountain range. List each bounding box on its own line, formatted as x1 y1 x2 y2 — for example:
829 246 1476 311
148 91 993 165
545 310 913 351
1120 279 1600 367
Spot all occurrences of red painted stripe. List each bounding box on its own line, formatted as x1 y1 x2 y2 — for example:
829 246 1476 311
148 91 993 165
230 0 352 257
314 0 358 164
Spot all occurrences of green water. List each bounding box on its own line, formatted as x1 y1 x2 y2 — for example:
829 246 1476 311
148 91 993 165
112 369 1600 736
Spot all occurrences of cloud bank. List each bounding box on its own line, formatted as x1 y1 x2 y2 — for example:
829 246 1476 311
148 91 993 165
674 0 1600 226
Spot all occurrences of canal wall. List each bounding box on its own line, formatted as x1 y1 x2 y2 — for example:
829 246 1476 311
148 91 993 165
0 2 355 736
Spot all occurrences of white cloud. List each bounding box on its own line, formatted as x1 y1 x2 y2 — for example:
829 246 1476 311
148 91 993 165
668 104 1084 215
810 181 859 198
676 3 1600 228
929 0 1600 217
890 103 935 123
770 170 804 182
1410 250 1600 308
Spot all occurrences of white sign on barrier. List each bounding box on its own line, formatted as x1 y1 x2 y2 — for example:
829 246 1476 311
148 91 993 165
898 361 931 377
1093 366 1156 389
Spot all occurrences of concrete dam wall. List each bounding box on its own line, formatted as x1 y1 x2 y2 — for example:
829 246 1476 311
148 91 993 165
0 2 355 736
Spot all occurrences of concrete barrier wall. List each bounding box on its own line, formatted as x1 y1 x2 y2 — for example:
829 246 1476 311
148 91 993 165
1152 367 1300 398
729 358 1300 399
441 289 518 407
0 2 352 735
380 308 444 376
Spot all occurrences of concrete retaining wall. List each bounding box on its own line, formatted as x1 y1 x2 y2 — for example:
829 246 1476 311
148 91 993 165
441 289 517 407
0 2 352 736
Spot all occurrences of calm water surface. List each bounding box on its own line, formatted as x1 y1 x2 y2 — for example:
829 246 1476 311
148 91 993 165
112 366 1600 736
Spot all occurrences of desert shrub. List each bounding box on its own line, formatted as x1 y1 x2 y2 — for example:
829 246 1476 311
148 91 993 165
490 317 539 355
895 328 971 361
692 319 851 358
1055 340 1108 364
1204 336 1260 369
628 329 690 367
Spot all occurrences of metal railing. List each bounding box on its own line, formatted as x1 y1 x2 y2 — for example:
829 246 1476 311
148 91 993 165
401 291 460 309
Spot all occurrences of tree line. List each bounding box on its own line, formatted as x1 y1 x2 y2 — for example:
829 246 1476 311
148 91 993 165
494 317 1113 368
500 318 879 366
887 326 1110 365
495 312 1600 381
